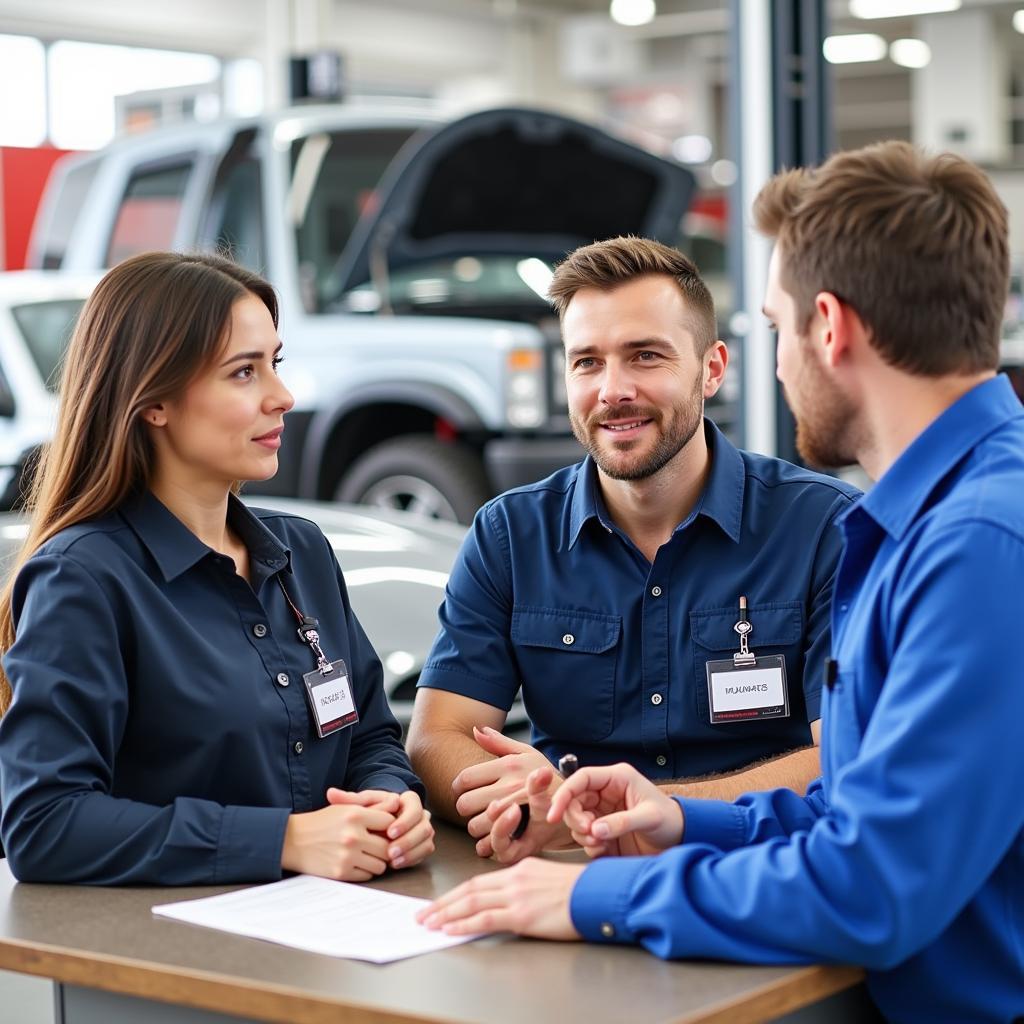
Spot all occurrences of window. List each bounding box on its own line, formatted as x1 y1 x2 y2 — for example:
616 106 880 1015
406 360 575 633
11 298 86 391
106 161 193 267
202 130 264 272
290 129 413 311
35 159 101 269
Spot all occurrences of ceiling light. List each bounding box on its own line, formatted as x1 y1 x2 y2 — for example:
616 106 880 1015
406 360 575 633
610 0 656 28
850 0 960 18
1014 10 1024 34
823 33 887 64
890 38 931 68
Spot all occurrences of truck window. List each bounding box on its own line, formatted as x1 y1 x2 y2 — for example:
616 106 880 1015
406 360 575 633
289 128 413 311
35 159 101 269
106 161 193 267
204 150 264 272
11 298 86 391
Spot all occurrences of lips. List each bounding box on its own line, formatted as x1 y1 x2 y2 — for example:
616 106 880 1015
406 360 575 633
601 419 651 432
252 427 284 442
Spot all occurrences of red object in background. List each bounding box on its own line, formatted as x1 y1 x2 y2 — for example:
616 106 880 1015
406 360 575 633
0 146 74 270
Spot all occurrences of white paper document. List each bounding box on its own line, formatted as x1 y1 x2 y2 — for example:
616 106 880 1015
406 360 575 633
152 875 482 963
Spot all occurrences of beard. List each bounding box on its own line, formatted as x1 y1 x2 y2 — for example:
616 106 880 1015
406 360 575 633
785 342 860 469
570 371 705 481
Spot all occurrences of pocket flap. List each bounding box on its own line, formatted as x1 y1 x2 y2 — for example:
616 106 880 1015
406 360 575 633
511 606 621 654
690 602 802 651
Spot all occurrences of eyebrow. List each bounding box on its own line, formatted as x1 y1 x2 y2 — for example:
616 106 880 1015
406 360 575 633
219 342 283 368
565 337 675 360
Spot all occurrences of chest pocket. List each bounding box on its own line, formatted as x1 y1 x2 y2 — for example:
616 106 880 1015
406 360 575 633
690 602 804 723
511 606 621 743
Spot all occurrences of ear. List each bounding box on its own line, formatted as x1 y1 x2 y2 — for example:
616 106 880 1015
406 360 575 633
702 340 729 399
141 403 167 428
813 291 861 368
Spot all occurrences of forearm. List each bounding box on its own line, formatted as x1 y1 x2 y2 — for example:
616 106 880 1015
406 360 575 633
658 745 820 801
406 727 493 823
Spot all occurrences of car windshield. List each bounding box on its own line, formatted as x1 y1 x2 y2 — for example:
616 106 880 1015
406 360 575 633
10 298 85 391
290 128 415 312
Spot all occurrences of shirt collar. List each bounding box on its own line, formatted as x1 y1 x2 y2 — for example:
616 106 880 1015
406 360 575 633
567 418 745 548
859 374 1023 540
120 490 291 582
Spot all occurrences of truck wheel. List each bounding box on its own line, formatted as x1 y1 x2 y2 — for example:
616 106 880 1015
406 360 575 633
334 436 491 523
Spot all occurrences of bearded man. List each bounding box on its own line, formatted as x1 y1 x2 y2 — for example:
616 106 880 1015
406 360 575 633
408 236 859 863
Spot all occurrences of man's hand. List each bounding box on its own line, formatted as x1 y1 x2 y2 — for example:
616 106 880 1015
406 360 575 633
327 788 435 870
482 764 575 863
280 804 397 881
451 726 550 856
416 858 587 939
547 763 685 858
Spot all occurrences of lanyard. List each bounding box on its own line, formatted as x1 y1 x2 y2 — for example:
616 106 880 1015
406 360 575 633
276 576 333 675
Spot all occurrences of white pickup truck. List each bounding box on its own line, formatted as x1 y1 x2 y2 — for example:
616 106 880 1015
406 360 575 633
27 105 694 521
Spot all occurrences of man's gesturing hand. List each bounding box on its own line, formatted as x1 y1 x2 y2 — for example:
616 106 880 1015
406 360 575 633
546 762 685 858
451 726 550 856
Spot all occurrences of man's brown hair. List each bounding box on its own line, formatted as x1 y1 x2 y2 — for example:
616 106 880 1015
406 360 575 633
548 236 718 354
754 140 1009 375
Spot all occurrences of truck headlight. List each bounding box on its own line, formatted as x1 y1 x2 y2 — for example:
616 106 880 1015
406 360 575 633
505 349 545 428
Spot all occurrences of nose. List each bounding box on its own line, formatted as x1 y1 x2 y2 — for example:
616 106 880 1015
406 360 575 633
598 360 637 407
265 374 294 415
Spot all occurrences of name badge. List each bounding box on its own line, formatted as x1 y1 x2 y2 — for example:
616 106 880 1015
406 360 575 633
303 659 359 737
705 654 790 723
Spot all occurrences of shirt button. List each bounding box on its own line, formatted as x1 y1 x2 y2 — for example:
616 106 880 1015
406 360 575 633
562 633 575 646
651 586 662 597
600 922 615 938
293 741 304 755
656 755 667 767
651 693 663 706
253 623 268 638
276 673 290 687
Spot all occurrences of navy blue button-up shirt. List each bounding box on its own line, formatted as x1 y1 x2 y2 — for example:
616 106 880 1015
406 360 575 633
571 375 1024 1024
0 492 421 885
419 422 859 778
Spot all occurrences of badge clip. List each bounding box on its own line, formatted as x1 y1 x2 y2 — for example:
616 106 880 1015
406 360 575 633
733 595 756 667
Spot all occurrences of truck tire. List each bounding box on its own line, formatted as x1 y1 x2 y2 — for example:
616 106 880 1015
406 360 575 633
334 436 491 523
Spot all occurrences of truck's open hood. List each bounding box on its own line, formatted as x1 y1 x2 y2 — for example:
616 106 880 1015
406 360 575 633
331 107 695 296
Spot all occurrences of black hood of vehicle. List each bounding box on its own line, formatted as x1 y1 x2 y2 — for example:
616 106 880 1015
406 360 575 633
331 106 696 295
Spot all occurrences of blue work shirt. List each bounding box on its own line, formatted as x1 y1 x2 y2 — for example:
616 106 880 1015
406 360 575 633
419 421 859 778
571 376 1024 1024
0 492 421 885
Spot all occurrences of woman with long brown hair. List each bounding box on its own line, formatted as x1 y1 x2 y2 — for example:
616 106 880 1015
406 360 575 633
0 251 433 884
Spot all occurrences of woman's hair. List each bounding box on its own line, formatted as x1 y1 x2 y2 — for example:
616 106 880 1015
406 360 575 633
0 251 278 712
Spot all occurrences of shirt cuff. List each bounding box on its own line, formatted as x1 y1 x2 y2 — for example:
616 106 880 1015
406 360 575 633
358 773 412 795
676 796 748 851
215 805 290 883
569 857 651 944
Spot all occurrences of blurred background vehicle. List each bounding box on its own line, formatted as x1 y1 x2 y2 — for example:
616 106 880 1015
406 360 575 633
0 272 94 509
0 496 529 736
26 105 697 524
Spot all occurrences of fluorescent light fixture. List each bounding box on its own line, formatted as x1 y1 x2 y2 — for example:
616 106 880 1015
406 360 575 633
610 0 656 27
1014 10 1024 34
890 38 931 68
516 258 554 300
823 33 887 64
850 0 960 18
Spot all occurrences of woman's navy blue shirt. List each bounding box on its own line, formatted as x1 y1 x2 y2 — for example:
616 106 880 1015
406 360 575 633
0 492 422 885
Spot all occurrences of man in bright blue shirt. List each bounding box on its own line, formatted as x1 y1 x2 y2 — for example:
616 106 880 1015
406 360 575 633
421 143 1024 1023
408 239 858 862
